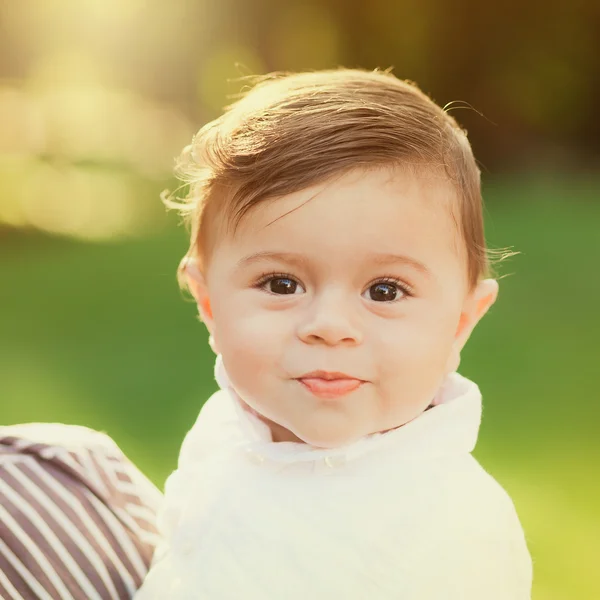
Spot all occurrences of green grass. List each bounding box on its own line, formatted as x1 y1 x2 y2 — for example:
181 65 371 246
1 173 599 599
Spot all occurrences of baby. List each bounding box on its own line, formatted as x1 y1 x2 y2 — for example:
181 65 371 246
135 69 532 599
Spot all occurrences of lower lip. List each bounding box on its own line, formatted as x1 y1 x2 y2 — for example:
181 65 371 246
297 378 363 399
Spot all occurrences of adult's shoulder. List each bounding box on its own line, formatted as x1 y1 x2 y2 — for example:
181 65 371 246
0 422 162 519
0 422 163 599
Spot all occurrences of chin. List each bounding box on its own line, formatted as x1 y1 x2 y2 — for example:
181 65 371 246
298 429 364 449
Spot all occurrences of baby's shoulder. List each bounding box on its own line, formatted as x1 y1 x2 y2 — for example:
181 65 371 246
433 455 524 536
378 454 522 536
177 390 239 467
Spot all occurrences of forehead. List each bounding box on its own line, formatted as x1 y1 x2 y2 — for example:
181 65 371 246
210 166 466 280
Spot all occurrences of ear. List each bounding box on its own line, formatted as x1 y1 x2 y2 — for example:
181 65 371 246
445 279 499 374
183 259 219 354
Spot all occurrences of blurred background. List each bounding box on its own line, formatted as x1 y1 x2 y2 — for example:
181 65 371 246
1 1 599 597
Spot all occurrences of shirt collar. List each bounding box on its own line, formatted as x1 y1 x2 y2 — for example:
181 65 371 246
213 354 482 465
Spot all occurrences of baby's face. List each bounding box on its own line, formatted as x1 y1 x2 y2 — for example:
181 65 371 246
201 167 476 447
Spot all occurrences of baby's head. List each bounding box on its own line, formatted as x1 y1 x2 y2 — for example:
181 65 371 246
170 68 502 448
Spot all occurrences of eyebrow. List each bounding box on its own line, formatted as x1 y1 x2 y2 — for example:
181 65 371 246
235 251 432 278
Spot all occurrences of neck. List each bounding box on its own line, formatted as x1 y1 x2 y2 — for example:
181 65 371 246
239 397 434 444
240 400 305 443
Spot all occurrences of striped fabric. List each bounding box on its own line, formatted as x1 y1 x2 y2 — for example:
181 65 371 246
0 423 163 600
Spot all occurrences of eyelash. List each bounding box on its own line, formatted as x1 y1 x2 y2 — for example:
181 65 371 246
253 271 414 301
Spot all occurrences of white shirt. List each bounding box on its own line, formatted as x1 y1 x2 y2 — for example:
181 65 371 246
135 356 532 599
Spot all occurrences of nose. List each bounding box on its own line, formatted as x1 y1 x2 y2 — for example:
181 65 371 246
296 289 363 346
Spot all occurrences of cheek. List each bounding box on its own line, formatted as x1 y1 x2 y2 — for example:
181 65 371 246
373 317 456 421
217 306 288 355
212 297 291 391
374 309 458 384
379 307 456 351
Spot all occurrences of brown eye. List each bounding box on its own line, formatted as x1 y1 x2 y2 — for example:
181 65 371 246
268 277 300 295
256 272 305 296
368 282 399 302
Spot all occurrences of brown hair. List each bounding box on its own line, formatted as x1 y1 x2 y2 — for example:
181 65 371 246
165 68 511 290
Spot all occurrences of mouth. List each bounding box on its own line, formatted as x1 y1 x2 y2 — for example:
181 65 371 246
295 371 365 399
298 370 359 381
